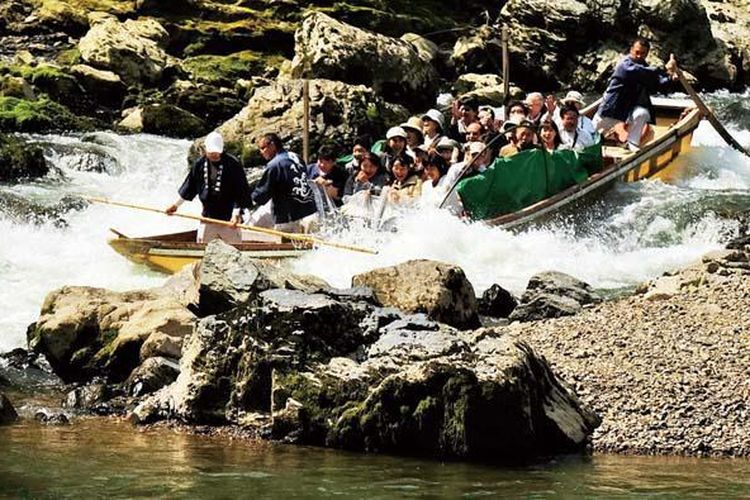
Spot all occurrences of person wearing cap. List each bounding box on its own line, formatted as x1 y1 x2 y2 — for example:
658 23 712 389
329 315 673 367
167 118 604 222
251 132 318 233
449 95 480 142
558 104 596 151
546 90 596 135
166 131 251 244
500 119 538 157
421 109 445 150
400 116 424 154
381 126 411 173
435 136 460 165
593 38 678 150
308 145 348 207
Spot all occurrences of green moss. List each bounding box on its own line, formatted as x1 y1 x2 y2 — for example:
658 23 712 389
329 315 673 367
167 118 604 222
0 133 48 182
182 51 284 86
0 96 91 133
55 48 83 67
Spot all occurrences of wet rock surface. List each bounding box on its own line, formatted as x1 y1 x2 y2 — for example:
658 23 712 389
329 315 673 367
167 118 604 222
509 271 601 323
0 133 48 182
0 392 19 425
352 259 480 330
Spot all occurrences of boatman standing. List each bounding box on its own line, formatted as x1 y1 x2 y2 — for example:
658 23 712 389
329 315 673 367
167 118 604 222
165 131 251 243
250 133 318 233
593 38 678 151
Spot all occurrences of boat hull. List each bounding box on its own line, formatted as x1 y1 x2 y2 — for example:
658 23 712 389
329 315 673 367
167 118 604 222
108 230 310 274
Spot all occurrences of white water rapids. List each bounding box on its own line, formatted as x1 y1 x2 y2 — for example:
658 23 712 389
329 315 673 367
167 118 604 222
1 93 749 352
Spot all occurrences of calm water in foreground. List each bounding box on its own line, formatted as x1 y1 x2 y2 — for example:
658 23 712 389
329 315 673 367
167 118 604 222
1 418 750 498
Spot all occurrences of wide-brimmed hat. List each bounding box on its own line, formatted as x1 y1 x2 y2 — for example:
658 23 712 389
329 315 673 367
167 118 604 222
421 109 445 131
435 136 459 151
386 126 407 140
400 116 424 137
561 90 585 106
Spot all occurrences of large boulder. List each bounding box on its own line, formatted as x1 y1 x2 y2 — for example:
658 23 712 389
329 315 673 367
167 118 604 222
352 260 480 329
70 64 126 107
117 104 207 138
702 0 750 87
451 25 504 76
198 240 329 316
509 271 601 322
0 392 18 425
0 134 47 182
133 309 600 460
28 284 196 383
289 12 439 109
78 13 177 86
216 77 407 166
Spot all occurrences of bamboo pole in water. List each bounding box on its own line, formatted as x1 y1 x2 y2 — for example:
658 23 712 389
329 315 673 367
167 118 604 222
85 196 378 255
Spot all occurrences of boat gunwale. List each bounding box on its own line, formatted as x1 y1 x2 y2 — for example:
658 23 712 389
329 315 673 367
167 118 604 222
484 103 704 228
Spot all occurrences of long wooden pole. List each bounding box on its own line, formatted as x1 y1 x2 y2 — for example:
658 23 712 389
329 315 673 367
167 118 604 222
675 66 750 158
303 79 310 165
502 25 510 116
85 196 378 255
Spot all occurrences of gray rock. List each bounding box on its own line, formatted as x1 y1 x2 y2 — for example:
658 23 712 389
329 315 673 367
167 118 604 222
289 12 439 109
34 409 70 425
198 240 329 316
0 134 48 183
509 271 600 322
0 392 18 425
478 284 518 318
352 259 480 329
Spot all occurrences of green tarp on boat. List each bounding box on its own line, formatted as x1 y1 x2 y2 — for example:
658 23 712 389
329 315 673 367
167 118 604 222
457 140 603 220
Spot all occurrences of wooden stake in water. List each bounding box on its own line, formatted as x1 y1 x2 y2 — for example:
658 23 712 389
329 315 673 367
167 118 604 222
303 79 311 165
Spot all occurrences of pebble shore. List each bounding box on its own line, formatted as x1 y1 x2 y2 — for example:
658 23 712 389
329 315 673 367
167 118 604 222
508 251 750 457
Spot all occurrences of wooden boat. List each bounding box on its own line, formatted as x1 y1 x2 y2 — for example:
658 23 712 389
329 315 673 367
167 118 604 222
486 97 704 228
108 228 311 274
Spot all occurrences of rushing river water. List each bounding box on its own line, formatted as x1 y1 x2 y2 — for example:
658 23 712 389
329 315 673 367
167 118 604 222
1 92 750 495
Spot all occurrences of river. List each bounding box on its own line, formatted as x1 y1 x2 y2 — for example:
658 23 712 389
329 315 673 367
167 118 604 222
1 92 750 495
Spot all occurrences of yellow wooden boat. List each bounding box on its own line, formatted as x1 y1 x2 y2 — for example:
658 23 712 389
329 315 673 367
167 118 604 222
108 229 312 274
487 97 705 228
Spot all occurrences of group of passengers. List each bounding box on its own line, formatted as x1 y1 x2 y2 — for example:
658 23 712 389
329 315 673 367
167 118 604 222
308 89 598 212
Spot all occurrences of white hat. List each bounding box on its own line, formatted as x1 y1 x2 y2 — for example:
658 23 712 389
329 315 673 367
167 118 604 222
386 126 407 140
204 131 224 153
561 91 585 106
435 136 459 151
465 141 486 155
421 109 445 131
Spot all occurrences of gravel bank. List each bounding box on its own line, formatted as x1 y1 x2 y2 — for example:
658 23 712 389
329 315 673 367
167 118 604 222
507 250 750 457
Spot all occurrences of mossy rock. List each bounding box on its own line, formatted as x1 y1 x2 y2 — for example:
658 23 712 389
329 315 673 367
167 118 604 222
0 96 93 133
0 134 48 183
141 103 208 139
182 50 284 86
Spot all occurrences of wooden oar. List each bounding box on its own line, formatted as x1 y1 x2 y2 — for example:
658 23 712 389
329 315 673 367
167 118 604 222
675 66 750 158
84 196 378 255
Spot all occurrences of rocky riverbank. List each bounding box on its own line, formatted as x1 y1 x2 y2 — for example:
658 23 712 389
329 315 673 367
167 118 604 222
4 234 750 459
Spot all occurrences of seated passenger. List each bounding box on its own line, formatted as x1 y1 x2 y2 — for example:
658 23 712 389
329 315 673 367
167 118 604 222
308 145 348 206
388 156 422 204
421 109 445 150
381 127 411 173
401 117 425 157
449 95 480 142
499 120 538 157
555 91 596 135
505 100 529 124
420 153 451 207
525 92 546 125
558 105 596 151
343 151 389 201
345 135 371 176
539 119 562 152
464 122 485 144
435 136 460 166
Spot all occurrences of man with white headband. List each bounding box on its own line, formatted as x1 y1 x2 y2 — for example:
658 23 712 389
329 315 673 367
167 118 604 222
165 131 251 243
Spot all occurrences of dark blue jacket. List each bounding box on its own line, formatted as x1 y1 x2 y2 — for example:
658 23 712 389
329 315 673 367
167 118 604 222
251 150 317 224
178 153 250 221
599 56 672 122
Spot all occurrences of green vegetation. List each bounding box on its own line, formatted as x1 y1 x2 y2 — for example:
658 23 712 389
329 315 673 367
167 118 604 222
182 51 285 86
0 96 91 133
0 133 48 182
